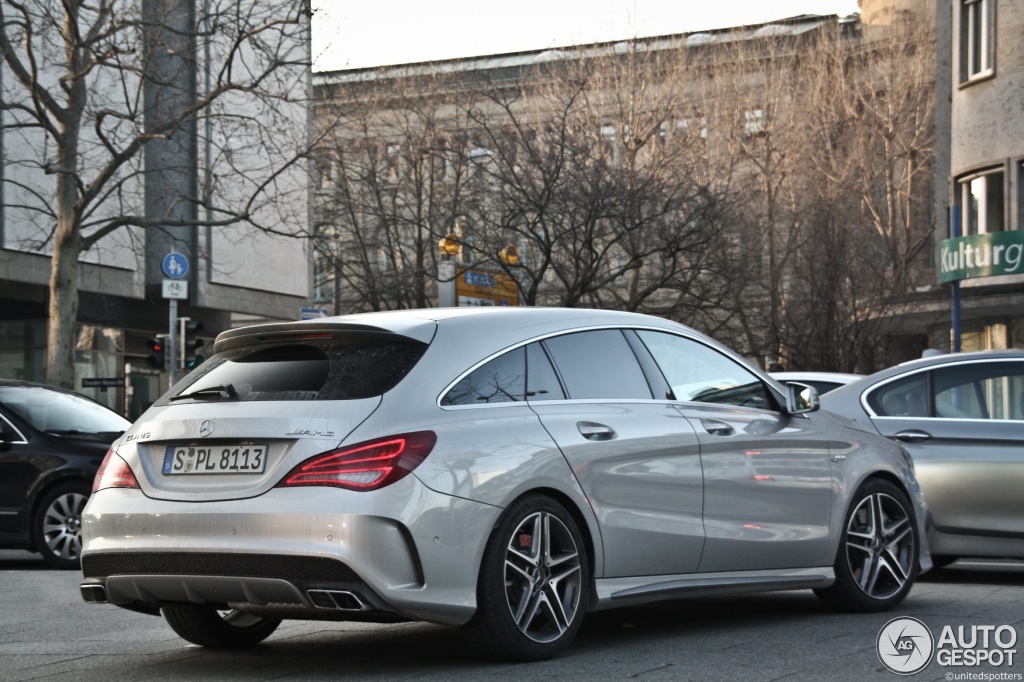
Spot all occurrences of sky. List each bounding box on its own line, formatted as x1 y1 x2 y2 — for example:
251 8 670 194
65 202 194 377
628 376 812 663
311 0 862 72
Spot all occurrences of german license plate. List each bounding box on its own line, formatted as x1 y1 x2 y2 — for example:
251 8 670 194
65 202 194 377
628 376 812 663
162 444 268 475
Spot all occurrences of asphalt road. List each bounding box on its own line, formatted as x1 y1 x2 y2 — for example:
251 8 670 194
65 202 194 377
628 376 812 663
1 549 1022 681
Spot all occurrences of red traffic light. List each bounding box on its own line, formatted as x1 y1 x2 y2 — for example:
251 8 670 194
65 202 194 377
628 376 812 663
147 336 167 369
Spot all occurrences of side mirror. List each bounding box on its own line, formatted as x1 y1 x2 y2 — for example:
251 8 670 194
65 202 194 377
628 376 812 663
785 382 820 415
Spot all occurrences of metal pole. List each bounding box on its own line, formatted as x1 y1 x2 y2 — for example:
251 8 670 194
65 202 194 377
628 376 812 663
169 299 178 385
438 259 456 307
333 255 342 315
950 205 962 353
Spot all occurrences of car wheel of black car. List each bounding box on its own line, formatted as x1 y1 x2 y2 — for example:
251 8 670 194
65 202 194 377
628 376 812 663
463 494 588 662
33 481 90 570
815 478 918 612
162 606 281 648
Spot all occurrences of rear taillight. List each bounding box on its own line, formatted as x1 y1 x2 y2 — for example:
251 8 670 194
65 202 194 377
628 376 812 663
277 431 436 492
93 449 140 492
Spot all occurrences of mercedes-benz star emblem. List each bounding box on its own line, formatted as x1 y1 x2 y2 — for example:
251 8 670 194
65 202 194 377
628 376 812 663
199 420 215 437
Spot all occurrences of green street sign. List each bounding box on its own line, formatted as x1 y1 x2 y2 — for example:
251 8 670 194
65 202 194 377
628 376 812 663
938 231 1024 284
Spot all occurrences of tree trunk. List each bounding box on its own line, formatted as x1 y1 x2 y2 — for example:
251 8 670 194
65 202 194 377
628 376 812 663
46 220 82 389
47 57 85 389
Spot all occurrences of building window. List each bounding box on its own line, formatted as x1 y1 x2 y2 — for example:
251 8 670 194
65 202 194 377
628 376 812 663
960 0 994 83
675 115 708 140
312 228 337 304
1019 161 1024 232
385 143 402 182
599 123 619 164
955 169 1004 236
743 108 766 137
316 156 334 189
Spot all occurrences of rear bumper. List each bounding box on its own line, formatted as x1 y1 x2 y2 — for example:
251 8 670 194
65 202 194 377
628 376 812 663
80 569 403 623
80 479 502 625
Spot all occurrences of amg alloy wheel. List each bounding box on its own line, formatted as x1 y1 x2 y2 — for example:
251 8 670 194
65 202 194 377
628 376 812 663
464 494 588 661
816 478 917 611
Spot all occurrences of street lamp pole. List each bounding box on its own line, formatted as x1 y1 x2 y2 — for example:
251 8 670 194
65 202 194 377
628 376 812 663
950 206 962 353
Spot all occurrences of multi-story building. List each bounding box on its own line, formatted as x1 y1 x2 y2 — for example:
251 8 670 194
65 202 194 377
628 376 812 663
930 0 1024 351
0 0 313 417
312 10 939 371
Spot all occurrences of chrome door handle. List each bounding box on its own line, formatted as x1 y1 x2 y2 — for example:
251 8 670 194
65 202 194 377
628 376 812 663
894 430 931 443
700 418 734 436
577 421 616 441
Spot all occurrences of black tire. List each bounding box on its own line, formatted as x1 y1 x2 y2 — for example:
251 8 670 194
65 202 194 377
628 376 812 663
462 494 589 662
33 481 90 570
815 478 918 612
162 605 281 648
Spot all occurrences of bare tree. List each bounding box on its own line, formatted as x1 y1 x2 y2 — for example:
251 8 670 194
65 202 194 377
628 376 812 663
460 49 734 314
314 49 734 317
687 16 936 370
782 13 936 371
1 0 311 388
310 14 937 374
683 27 830 365
312 72 478 311
829 16 936 291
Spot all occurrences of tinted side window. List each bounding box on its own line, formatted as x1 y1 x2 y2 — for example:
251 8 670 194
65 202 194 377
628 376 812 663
636 330 771 409
868 374 929 417
543 330 651 400
933 362 1024 420
526 343 565 401
442 347 526 405
0 413 25 441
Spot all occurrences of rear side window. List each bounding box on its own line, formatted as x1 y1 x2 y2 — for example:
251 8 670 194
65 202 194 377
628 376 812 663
527 343 565 401
933 362 1024 420
441 342 566 406
868 374 929 417
167 340 427 403
871 362 1024 420
543 330 651 400
442 347 526 405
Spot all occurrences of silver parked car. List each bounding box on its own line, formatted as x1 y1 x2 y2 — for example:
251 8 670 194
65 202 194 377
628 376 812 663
80 308 930 660
820 349 1024 567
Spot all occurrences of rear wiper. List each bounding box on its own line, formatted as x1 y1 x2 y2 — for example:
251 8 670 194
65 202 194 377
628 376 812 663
169 383 239 402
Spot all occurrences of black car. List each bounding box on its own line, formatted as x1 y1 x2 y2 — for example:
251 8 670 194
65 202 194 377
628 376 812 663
0 380 129 568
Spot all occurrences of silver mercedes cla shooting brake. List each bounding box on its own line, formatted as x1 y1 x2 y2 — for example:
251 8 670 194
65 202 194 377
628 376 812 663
80 308 930 660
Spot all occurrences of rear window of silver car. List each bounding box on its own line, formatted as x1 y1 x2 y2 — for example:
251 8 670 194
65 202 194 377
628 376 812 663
163 340 427 403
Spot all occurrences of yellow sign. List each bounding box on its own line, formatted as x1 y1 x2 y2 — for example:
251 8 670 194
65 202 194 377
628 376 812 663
455 268 519 306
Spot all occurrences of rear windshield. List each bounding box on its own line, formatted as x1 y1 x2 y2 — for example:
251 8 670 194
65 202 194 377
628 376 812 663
162 339 427 403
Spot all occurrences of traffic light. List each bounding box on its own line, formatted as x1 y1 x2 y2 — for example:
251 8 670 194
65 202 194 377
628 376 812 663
180 318 205 370
146 335 167 369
